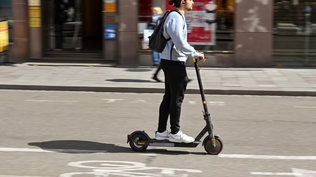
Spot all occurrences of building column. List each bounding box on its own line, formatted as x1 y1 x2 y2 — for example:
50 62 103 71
11 0 28 62
234 0 273 67
28 0 43 59
117 0 138 65
103 0 118 61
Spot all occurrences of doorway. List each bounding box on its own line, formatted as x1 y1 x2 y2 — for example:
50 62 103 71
44 0 103 54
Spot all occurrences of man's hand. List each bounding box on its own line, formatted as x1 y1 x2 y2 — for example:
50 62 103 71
197 52 205 61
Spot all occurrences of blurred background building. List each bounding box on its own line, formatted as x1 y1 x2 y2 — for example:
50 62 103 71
274 0 316 66
0 0 315 67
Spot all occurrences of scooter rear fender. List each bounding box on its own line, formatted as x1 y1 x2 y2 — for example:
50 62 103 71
127 130 150 144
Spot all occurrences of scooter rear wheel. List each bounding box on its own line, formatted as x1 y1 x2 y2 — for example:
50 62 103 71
203 136 223 155
129 133 148 152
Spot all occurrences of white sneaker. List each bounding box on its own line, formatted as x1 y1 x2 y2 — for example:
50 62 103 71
155 130 169 140
168 130 195 143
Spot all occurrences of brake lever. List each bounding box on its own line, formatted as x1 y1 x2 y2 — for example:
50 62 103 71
198 57 208 61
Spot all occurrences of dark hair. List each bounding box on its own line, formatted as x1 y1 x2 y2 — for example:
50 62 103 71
169 0 182 8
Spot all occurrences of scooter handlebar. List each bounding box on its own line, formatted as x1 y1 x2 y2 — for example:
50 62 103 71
193 57 207 62
198 56 204 60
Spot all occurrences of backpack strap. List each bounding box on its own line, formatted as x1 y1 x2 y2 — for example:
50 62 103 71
163 9 185 30
171 9 185 22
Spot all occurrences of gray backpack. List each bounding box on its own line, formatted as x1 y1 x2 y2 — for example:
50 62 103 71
148 9 183 53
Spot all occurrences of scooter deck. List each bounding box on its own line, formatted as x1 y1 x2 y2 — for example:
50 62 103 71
142 139 200 148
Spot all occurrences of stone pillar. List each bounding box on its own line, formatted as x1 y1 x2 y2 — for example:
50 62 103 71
11 0 28 62
28 0 43 58
117 0 138 65
234 0 273 67
103 0 118 61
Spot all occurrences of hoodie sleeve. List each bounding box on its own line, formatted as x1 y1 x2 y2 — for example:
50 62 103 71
165 14 199 58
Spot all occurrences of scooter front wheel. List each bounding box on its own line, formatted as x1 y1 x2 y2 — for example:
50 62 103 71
203 136 223 155
129 133 148 152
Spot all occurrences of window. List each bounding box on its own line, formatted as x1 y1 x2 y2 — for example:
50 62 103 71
0 0 11 20
0 0 12 42
138 0 153 50
139 0 152 22
194 0 235 51
216 0 234 31
273 0 316 66
137 0 235 52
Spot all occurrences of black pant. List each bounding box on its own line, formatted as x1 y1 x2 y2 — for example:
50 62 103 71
158 59 189 134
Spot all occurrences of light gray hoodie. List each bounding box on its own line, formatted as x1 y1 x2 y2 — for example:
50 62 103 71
161 10 199 62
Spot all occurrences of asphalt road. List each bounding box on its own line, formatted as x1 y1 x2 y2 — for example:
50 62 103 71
0 90 316 177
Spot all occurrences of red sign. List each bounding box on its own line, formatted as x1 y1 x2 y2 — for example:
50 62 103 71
165 0 216 45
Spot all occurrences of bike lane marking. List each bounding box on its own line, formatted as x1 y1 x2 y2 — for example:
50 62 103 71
1 147 316 176
218 154 316 160
59 160 203 177
1 147 316 161
251 168 316 176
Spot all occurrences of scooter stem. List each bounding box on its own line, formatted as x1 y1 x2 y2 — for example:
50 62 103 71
193 58 216 147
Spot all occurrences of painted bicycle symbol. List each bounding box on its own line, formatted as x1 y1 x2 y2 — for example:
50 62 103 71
59 160 202 177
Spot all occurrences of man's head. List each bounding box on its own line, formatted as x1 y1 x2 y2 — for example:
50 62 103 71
169 0 194 12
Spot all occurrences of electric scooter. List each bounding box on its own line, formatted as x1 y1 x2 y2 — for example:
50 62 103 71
127 58 223 155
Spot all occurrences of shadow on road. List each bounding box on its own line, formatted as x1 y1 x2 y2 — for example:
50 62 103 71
28 140 207 156
0 62 16 67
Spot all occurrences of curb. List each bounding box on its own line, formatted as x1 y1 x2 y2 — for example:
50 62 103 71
0 84 316 97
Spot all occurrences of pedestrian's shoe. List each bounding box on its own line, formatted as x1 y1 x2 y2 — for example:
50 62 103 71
155 130 169 140
168 130 195 143
152 75 162 82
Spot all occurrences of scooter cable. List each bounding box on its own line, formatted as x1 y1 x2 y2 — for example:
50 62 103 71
199 58 207 69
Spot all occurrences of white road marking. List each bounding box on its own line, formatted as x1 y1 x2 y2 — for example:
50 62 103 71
60 160 202 177
2 147 316 161
218 154 316 160
292 168 316 177
189 101 196 105
251 168 316 176
25 99 78 103
0 147 107 153
0 147 52 153
294 106 316 109
0 176 49 177
208 101 226 106
138 153 158 156
251 172 297 176
0 176 48 177
102 99 123 103
130 100 147 103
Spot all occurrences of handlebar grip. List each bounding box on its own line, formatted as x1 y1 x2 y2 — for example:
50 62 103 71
193 57 207 63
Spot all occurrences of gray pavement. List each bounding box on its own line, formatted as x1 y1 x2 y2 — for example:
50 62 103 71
1 90 316 176
1 63 316 96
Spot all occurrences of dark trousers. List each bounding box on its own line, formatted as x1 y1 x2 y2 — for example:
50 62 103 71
158 59 189 134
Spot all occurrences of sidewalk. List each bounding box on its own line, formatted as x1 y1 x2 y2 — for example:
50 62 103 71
0 63 316 96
